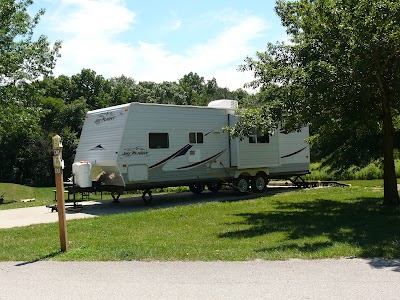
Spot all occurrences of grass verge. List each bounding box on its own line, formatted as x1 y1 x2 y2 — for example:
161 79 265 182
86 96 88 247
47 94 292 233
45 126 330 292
0 184 136 210
0 183 54 210
0 184 399 261
306 159 400 181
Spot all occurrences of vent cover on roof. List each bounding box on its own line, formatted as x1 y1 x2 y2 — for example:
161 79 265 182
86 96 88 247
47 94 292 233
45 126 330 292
207 99 238 110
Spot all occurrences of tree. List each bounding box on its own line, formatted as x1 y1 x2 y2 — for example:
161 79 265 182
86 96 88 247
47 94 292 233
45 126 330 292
109 75 137 105
0 103 43 183
178 72 206 105
0 0 61 86
0 0 62 185
157 81 187 105
233 0 400 206
35 75 73 103
70 69 111 109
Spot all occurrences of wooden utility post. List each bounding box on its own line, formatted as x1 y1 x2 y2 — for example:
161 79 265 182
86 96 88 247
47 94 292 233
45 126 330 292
52 134 68 252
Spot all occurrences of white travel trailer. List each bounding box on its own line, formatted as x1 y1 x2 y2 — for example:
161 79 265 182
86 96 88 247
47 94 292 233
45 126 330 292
72 100 310 201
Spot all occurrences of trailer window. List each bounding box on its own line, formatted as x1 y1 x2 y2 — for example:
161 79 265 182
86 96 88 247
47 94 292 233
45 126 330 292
249 134 269 144
189 132 203 144
149 133 169 149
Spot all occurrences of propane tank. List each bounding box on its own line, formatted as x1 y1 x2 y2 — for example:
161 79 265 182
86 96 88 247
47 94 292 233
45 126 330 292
72 161 92 188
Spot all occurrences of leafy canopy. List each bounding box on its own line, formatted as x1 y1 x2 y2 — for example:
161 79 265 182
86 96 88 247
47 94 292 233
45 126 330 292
233 0 400 167
234 0 400 205
0 0 61 86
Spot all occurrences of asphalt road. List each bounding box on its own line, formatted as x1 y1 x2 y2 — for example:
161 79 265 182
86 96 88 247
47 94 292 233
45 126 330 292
0 259 399 300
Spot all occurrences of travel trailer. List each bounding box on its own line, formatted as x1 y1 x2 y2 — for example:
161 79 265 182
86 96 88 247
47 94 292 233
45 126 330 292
71 100 310 202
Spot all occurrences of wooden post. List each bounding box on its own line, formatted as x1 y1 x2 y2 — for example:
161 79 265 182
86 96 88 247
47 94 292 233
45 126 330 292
52 134 68 252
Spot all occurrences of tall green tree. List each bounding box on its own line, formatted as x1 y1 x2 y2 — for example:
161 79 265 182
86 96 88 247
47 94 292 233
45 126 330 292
70 69 111 109
109 75 137 105
178 72 206 105
0 0 61 185
233 0 400 206
35 75 73 103
0 0 61 87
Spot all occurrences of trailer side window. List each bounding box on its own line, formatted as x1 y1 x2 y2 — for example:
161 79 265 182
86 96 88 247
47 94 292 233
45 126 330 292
189 132 203 144
249 133 269 144
149 133 169 149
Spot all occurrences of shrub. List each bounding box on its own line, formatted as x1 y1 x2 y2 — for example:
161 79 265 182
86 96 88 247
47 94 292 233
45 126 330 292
306 159 399 181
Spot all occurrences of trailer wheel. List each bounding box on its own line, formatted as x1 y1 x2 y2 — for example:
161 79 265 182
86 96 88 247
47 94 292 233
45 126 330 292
189 184 204 194
233 175 249 193
251 173 268 193
207 182 222 193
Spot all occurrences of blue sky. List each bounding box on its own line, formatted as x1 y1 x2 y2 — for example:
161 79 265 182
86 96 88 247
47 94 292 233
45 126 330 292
30 0 287 90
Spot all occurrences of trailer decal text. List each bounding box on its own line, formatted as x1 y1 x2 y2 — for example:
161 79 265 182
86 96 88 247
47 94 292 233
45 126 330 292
94 112 117 124
122 147 149 157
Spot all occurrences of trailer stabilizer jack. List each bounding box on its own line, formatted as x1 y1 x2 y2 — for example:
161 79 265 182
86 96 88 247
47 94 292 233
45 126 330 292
142 190 153 205
111 192 121 203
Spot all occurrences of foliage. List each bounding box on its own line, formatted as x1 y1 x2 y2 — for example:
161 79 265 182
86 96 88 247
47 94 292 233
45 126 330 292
0 103 43 183
307 160 400 181
0 186 399 261
234 0 400 206
0 0 61 185
0 0 61 86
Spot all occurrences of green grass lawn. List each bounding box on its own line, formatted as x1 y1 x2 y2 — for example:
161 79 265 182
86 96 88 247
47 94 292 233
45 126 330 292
0 183 129 210
0 182 399 261
0 183 54 209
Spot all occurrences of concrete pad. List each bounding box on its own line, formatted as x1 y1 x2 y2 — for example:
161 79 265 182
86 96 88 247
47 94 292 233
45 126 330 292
0 203 99 229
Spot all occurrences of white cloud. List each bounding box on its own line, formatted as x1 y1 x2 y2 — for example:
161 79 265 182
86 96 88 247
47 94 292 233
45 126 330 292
187 16 267 70
131 15 268 90
55 0 134 36
167 10 182 32
170 19 182 31
51 1 268 91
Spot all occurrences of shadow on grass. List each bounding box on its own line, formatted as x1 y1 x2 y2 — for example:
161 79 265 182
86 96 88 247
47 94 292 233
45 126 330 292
219 197 400 262
66 187 295 217
15 251 62 267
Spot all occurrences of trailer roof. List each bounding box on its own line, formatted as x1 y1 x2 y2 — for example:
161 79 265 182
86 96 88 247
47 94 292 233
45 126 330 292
87 100 238 114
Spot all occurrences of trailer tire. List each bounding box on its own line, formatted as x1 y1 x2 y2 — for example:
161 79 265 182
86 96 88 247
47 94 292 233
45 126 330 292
207 182 222 193
189 184 204 194
233 175 249 193
251 173 268 193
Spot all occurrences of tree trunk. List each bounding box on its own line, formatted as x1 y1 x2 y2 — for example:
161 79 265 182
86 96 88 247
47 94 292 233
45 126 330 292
378 75 400 207
382 117 399 206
